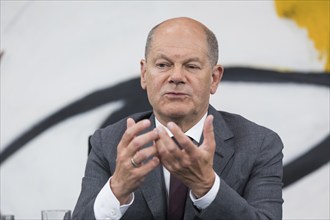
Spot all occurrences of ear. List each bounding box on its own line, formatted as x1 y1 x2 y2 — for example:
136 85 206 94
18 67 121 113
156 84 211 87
140 59 147 90
210 65 224 94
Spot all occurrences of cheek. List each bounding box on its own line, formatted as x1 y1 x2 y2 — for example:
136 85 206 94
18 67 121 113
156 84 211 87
195 88 211 101
146 71 167 91
193 77 212 95
146 77 161 98
196 84 213 107
147 77 158 90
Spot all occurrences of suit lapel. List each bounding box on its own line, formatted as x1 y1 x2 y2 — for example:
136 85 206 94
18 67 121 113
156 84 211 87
141 165 167 220
208 106 235 176
140 114 167 220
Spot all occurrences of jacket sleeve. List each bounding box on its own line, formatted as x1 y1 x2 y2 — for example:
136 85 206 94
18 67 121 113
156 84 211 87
72 129 112 220
194 131 284 220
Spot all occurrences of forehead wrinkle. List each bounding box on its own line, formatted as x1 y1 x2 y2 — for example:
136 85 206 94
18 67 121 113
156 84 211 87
150 44 208 60
151 41 208 55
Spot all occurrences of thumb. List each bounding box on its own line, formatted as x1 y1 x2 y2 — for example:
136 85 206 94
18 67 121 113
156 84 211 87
201 115 215 152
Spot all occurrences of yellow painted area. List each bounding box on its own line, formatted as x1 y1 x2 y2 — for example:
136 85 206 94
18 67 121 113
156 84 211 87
275 0 330 72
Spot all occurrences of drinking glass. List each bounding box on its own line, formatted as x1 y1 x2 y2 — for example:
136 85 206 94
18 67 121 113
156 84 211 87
41 210 71 220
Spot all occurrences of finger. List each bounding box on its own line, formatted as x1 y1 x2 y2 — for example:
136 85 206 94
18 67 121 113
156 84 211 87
167 122 197 155
201 115 215 151
132 134 158 164
155 126 177 153
127 118 136 129
133 144 158 165
155 127 170 155
119 119 151 149
117 118 138 151
131 145 160 180
129 129 159 158
155 126 183 169
136 156 160 177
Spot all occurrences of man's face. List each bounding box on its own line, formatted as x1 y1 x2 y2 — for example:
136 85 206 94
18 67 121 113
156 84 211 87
140 20 223 125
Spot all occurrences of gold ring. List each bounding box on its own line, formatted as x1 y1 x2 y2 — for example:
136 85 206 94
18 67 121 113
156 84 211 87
131 157 141 168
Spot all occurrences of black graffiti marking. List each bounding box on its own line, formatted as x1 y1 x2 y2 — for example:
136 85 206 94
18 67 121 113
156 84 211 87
1 67 329 188
223 67 330 86
283 135 329 187
0 78 151 164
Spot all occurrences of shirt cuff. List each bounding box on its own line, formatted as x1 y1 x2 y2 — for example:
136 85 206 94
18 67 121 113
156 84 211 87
189 173 220 210
94 177 134 220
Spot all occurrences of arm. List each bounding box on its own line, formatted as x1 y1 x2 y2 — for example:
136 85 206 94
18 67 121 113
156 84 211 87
72 118 160 220
155 114 283 219
72 129 111 220
93 177 134 220
195 132 284 220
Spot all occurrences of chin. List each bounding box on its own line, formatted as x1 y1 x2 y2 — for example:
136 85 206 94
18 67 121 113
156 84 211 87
154 100 199 119
156 105 185 116
163 107 195 120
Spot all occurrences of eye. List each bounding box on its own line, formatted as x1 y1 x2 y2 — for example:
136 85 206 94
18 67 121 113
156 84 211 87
188 65 197 69
186 64 201 71
156 62 171 69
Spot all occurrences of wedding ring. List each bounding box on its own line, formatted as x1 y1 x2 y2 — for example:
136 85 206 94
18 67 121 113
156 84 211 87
131 157 141 168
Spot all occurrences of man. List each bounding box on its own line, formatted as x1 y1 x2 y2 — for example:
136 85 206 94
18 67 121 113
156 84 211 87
73 17 283 220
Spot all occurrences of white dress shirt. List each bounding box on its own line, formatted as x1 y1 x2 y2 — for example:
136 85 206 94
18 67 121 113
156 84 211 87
94 114 220 220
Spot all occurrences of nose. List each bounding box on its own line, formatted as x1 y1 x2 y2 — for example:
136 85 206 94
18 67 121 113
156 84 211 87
169 65 185 84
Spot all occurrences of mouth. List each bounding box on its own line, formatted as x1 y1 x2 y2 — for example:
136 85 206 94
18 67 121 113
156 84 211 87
164 91 189 98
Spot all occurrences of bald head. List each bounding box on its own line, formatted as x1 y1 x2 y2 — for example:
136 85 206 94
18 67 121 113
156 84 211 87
144 17 219 65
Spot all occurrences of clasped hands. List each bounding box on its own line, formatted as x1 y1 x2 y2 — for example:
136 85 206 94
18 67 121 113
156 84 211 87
110 115 216 205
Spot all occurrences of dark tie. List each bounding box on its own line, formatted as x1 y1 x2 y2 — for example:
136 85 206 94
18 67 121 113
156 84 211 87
167 137 189 220
167 174 188 220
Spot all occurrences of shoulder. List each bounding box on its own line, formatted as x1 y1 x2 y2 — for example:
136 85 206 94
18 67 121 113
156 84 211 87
216 110 283 152
218 110 276 136
214 109 283 146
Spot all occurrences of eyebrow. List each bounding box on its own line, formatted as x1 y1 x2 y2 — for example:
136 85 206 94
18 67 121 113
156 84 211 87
153 53 202 63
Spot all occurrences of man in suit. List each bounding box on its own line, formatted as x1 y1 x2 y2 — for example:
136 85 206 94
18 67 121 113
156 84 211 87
72 17 283 220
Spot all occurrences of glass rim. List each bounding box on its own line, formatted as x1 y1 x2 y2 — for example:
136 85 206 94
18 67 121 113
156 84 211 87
41 210 71 213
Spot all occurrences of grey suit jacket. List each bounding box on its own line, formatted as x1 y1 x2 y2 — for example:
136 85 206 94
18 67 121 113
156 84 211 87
73 105 283 220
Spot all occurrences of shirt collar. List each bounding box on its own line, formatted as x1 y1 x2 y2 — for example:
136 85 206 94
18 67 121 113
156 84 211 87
154 113 207 144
